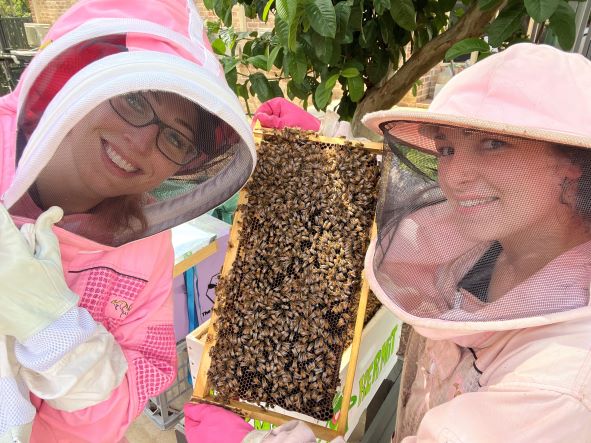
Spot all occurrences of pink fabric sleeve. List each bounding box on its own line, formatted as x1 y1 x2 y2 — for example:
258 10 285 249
0 89 18 196
403 388 591 443
29 233 177 443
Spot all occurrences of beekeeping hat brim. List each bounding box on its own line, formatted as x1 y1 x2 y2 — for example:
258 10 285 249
362 43 591 153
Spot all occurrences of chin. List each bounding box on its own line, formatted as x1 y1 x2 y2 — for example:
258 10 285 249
460 227 503 244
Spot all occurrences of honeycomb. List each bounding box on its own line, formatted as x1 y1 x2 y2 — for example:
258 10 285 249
208 129 381 420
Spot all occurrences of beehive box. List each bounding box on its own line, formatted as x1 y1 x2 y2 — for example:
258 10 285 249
187 306 402 440
192 129 384 441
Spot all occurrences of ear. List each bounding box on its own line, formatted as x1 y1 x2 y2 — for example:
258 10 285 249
557 157 582 181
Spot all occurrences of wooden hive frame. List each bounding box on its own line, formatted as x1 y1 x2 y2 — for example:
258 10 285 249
192 129 382 442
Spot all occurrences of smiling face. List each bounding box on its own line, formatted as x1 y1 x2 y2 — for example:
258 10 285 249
434 127 582 244
35 91 204 213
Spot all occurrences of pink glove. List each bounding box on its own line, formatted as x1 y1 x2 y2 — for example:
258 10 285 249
184 403 253 443
252 97 321 131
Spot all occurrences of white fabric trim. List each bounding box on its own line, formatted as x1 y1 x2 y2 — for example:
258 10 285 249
16 18 220 113
15 307 96 372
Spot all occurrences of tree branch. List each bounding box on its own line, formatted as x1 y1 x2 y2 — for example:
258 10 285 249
351 1 504 138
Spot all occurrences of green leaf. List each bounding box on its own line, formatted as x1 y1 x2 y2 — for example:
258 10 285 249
204 0 215 9
267 45 282 71
438 0 457 12
242 40 254 56
275 16 298 51
326 73 340 89
287 47 308 83
445 38 490 61
235 83 250 114
262 0 275 21
269 80 284 98
219 27 236 51
314 81 333 109
485 1 526 47
275 16 290 46
214 0 234 27
525 0 559 22
335 0 353 43
305 0 337 38
548 2 576 49
287 79 311 100
389 0 416 31
244 3 257 18
224 65 237 89
367 50 389 85
310 31 334 62
276 0 298 24
478 0 503 11
211 38 227 55
341 67 360 78
247 54 269 70
329 38 342 65
220 56 239 74
336 95 355 121
374 0 390 15
347 76 364 102
360 20 378 48
349 0 363 30
343 59 365 73
289 48 308 83
206 20 220 35
249 73 274 102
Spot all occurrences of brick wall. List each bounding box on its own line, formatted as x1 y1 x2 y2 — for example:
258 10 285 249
29 0 76 24
30 0 270 33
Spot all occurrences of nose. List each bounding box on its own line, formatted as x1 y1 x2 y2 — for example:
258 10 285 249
439 149 480 190
123 124 159 154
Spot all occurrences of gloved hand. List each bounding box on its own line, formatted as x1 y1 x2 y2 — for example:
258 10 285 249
252 97 321 131
184 403 253 443
0 205 79 342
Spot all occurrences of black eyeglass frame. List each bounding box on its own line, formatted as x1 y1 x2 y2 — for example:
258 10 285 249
109 92 200 166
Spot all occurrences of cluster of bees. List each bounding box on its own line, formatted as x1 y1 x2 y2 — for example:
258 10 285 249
208 129 381 421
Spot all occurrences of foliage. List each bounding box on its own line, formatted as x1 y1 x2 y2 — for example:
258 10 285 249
0 0 30 16
203 0 577 129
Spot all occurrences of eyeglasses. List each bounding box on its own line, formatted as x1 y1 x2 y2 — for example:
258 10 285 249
109 92 200 166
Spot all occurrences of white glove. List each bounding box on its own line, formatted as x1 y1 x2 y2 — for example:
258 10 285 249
0 205 79 342
243 420 346 443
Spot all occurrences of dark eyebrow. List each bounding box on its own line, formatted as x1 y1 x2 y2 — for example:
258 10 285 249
151 91 163 104
149 91 196 140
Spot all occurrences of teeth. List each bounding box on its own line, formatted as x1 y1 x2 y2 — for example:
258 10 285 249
458 198 496 207
105 145 138 173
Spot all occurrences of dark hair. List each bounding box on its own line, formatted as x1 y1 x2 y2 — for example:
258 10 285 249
89 194 148 236
553 144 591 223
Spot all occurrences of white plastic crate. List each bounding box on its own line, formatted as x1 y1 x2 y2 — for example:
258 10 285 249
144 340 192 430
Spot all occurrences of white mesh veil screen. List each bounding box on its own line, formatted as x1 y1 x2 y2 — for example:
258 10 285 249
11 89 252 246
371 121 591 324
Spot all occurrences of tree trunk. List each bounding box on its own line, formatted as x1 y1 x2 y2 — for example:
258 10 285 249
351 1 504 138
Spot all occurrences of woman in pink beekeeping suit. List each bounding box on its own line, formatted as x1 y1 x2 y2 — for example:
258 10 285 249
0 0 255 442
185 43 591 443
